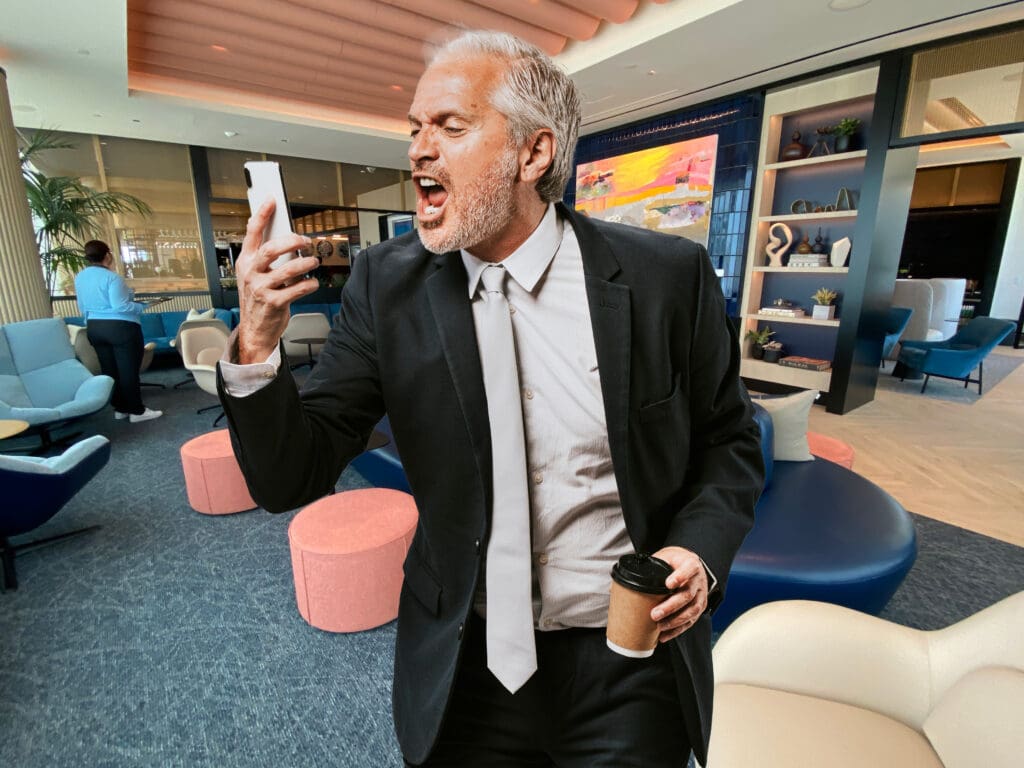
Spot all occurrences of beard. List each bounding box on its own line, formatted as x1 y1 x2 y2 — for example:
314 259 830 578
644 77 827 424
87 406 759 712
416 144 520 255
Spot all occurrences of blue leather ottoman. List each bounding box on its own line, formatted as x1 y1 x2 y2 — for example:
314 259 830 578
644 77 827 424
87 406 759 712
711 405 917 630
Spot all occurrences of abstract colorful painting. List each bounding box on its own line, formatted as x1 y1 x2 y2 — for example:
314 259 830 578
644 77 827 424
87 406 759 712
574 134 718 245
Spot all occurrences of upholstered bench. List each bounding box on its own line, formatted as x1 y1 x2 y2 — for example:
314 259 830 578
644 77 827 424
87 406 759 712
712 405 916 630
288 488 418 633
807 432 855 469
180 429 257 515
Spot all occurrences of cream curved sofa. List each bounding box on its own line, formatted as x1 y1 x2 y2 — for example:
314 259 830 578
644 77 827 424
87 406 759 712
707 593 1024 768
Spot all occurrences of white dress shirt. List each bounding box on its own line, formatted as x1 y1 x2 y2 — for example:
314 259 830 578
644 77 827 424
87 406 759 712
462 204 632 630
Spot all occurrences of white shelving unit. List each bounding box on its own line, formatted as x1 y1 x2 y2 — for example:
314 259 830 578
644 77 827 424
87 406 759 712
739 67 880 392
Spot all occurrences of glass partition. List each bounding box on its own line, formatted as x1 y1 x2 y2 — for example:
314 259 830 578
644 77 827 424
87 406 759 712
899 26 1024 141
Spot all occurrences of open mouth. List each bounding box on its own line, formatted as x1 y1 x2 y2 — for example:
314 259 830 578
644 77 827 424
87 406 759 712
415 176 449 224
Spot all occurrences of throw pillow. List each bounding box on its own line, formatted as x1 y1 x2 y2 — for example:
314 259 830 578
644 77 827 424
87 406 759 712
751 389 818 461
187 308 216 321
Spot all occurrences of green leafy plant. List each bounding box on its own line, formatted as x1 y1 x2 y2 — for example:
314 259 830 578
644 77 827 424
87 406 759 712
833 117 861 137
812 287 838 306
744 326 774 346
19 130 151 296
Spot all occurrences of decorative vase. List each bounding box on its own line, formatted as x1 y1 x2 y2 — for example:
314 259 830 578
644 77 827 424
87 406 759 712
812 304 836 320
796 235 813 254
751 344 765 360
780 132 809 161
763 347 784 363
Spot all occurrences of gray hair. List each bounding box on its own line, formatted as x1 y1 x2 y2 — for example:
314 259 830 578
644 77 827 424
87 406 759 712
431 31 581 203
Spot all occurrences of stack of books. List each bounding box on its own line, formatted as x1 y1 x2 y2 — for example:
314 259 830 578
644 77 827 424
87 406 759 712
779 356 831 371
788 254 830 268
759 306 806 318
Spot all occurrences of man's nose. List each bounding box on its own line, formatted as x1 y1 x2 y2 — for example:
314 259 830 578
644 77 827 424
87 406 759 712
408 128 438 164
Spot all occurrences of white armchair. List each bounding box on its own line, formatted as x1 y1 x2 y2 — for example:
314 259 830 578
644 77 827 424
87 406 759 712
282 312 332 368
180 326 229 426
707 594 1024 768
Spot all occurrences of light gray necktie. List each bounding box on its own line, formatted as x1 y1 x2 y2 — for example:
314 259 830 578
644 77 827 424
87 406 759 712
479 264 537 694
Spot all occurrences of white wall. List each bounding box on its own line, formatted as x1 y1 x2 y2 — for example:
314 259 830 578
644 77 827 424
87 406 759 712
990 166 1024 319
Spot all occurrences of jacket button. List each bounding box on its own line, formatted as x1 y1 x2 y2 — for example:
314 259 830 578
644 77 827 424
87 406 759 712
458 622 465 639
474 538 481 554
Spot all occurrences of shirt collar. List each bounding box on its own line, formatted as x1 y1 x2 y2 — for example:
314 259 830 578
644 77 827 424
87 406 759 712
461 203 561 298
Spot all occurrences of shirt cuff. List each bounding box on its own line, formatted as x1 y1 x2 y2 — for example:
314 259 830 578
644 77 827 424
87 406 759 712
219 345 282 397
698 556 718 594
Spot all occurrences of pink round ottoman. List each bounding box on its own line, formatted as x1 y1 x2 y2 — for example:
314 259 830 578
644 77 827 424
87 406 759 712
807 431 855 469
289 488 418 633
180 429 257 515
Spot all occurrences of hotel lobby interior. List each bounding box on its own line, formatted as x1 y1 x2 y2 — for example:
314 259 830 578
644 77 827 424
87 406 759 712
1 1 1023 766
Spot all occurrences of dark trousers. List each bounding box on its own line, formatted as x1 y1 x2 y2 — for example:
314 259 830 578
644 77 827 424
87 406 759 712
86 320 145 415
411 615 691 767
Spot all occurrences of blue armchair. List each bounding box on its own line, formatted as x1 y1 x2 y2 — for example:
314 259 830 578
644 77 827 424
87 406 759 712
0 319 113 450
897 316 1015 394
0 434 110 589
881 306 913 368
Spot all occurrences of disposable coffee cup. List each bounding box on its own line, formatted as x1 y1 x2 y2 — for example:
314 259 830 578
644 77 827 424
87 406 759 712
606 553 674 658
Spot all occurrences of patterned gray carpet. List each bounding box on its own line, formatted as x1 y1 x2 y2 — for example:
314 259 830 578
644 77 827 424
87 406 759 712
1 364 1022 767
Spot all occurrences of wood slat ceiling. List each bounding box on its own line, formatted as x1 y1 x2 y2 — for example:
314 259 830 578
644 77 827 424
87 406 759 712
126 0 668 128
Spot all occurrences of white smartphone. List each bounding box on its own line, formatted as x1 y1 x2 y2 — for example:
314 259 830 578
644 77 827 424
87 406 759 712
244 161 302 270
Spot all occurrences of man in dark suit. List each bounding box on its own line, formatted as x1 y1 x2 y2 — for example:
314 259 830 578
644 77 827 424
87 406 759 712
218 30 762 768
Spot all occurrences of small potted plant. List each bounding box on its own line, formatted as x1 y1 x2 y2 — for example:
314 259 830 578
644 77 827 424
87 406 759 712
744 326 774 359
811 287 838 320
762 340 785 363
832 117 862 152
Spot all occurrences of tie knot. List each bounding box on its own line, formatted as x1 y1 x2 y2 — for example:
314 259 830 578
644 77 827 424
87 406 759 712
480 265 507 297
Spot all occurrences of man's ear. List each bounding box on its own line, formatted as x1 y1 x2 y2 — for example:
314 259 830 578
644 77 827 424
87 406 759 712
519 129 556 186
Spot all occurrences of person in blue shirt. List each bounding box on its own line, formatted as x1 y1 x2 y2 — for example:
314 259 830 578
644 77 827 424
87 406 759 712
74 240 162 423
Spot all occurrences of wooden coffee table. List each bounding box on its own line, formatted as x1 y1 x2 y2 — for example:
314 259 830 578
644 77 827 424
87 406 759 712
0 419 29 440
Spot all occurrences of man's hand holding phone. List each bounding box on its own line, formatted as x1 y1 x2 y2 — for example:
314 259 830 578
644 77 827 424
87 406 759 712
234 197 319 364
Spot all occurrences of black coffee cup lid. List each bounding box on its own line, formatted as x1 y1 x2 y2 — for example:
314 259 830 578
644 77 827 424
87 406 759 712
611 553 673 594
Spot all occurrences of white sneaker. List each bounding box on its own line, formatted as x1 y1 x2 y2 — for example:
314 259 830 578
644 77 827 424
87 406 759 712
129 408 163 423
114 411 129 420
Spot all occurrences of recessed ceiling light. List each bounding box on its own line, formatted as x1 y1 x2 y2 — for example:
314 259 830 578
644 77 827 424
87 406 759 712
647 69 657 76
828 0 871 10
211 45 229 53
224 130 238 138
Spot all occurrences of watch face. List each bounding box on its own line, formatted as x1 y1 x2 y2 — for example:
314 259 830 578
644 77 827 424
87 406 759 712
316 239 334 258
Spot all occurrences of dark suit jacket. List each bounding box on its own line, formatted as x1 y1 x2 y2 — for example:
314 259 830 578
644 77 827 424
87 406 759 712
218 203 763 765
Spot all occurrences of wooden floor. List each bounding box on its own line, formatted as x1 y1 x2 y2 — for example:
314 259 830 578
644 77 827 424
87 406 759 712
808 345 1024 547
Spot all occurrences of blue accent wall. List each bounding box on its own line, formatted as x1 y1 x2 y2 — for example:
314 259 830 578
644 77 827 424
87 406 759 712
567 94 763 316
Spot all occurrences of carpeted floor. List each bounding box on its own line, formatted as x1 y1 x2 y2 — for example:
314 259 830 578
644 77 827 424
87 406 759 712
1 363 1022 767
876 351 1024 403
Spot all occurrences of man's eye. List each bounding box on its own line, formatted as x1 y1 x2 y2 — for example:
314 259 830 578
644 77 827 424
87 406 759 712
410 128 420 138
444 126 465 135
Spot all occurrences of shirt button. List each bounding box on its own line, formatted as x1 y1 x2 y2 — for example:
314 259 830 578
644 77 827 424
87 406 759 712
509 305 517 315
542 619 553 628
524 389 534 400
538 553 548 565
262 370 275 380
474 538 481 554
533 472 543 485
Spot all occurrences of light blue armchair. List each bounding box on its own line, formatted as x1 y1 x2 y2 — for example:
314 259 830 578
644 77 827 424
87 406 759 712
0 318 114 450
897 316 1015 394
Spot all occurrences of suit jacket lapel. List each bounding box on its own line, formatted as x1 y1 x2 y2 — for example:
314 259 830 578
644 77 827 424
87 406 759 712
425 251 492 490
559 205 634 524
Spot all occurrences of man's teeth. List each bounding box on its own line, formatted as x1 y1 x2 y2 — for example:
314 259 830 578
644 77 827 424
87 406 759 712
419 178 439 187
424 204 439 215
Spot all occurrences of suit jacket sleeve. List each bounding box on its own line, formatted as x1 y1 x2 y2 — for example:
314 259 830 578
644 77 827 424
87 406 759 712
216 251 385 513
666 244 764 611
